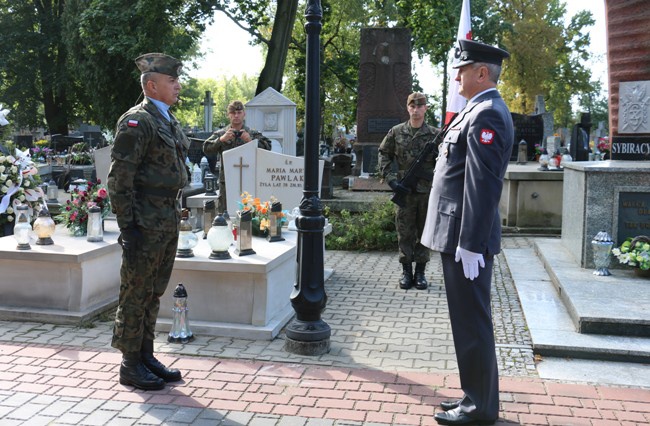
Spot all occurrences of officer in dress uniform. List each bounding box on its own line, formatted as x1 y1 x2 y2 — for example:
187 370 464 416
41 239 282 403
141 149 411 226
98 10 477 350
107 53 190 391
421 40 513 425
202 100 271 213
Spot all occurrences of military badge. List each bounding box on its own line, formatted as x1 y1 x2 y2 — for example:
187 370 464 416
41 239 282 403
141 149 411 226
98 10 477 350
127 120 139 127
480 129 495 145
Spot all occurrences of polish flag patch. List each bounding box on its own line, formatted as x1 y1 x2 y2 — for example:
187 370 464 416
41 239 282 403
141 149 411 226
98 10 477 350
127 120 139 127
480 129 495 145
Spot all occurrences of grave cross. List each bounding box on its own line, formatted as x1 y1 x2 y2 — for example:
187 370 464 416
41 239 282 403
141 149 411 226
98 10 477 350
233 156 249 194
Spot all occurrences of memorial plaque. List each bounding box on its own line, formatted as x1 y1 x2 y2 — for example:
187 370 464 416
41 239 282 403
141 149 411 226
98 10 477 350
611 136 650 161
368 118 401 134
617 192 650 244
511 113 544 160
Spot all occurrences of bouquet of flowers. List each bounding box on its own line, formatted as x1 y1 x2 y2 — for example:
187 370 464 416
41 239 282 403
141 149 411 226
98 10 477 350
239 191 285 232
597 137 610 156
612 236 650 271
30 146 54 163
56 180 111 236
0 148 46 233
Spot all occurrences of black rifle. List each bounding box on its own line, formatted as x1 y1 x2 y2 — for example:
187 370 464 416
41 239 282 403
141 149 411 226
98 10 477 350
390 118 455 208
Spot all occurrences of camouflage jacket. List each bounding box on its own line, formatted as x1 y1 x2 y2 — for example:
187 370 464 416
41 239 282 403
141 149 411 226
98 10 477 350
378 121 439 194
107 98 190 231
203 124 272 182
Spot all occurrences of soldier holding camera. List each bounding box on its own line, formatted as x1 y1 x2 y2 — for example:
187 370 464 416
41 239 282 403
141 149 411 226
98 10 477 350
203 100 271 212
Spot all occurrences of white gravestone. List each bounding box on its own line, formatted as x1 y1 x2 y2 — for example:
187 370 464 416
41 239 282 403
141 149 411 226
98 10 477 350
245 87 297 156
222 142 324 215
93 146 112 185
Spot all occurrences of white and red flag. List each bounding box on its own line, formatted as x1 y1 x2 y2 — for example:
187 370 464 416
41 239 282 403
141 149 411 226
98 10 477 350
444 0 472 124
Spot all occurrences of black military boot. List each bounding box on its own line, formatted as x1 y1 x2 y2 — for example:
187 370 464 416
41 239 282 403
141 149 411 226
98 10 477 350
414 263 428 290
119 352 165 390
141 339 182 382
399 263 414 289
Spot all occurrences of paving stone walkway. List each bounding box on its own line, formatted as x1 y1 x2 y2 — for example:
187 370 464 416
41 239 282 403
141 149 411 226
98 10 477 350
0 238 648 425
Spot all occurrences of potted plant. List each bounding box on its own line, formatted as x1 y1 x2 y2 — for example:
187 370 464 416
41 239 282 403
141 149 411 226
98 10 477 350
612 236 650 277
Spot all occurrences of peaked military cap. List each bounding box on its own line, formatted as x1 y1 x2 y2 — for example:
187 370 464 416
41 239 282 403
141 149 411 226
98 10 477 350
452 39 510 69
407 92 427 106
227 100 245 113
135 53 183 77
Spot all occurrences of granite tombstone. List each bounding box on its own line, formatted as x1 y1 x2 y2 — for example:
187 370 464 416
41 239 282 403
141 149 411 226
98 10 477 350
354 28 411 176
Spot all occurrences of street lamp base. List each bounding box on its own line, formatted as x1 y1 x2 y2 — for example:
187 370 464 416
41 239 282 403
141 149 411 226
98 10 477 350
284 318 331 355
284 336 330 356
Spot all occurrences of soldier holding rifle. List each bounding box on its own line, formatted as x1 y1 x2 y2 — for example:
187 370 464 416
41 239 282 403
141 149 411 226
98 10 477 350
378 92 440 290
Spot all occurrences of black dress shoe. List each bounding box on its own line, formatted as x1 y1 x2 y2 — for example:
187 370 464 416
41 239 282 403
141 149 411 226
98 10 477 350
434 408 496 425
440 400 461 411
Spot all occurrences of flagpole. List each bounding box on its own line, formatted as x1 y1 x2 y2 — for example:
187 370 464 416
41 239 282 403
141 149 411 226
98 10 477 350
444 0 472 124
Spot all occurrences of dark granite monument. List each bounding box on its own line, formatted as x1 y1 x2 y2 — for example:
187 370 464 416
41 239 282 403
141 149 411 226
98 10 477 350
511 113 544 161
354 28 411 177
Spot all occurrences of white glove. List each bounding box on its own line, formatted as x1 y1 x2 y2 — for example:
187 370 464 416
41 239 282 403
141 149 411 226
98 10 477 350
455 246 485 281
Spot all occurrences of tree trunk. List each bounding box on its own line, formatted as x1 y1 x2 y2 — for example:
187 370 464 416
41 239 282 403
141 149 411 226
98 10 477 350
255 0 300 95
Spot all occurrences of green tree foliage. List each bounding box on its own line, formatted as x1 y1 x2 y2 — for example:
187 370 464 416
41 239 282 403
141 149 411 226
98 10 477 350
63 0 214 129
173 75 257 130
0 1 72 134
493 0 597 128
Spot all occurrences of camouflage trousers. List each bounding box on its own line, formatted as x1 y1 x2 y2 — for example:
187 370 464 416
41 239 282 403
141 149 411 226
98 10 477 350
396 191 431 264
111 229 179 354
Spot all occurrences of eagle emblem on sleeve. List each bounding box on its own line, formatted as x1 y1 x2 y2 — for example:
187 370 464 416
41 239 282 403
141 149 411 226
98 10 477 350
480 129 495 145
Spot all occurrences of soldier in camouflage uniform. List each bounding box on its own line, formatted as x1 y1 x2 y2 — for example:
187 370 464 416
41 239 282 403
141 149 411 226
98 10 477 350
107 53 190 391
379 92 439 290
203 100 271 213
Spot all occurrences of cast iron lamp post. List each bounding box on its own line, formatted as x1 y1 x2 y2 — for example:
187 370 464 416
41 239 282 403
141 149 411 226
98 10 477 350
284 0 331 356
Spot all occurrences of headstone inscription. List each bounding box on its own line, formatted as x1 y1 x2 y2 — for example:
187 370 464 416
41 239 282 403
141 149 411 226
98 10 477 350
617 192 650 244
222 142 324 215
354 27 411 175
511 113 544 161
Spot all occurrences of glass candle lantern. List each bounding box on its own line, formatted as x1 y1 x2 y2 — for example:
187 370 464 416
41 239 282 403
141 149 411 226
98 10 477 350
591 231 613 276
167 283 194 343
538 149 549 171
235 209 256 256
207 213 232 260
203 171 217 196
267 201 285 242
47 179 59 203
177 209 198 257
14 205 31 250
33 207 56 245
87 205 103 242
516 139 528 164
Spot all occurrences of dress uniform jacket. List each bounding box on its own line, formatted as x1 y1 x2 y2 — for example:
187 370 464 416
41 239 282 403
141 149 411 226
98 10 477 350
421 89 513 254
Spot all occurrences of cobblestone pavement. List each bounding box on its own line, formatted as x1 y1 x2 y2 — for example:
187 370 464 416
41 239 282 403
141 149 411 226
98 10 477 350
1 236 648 425
0 240 536 377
